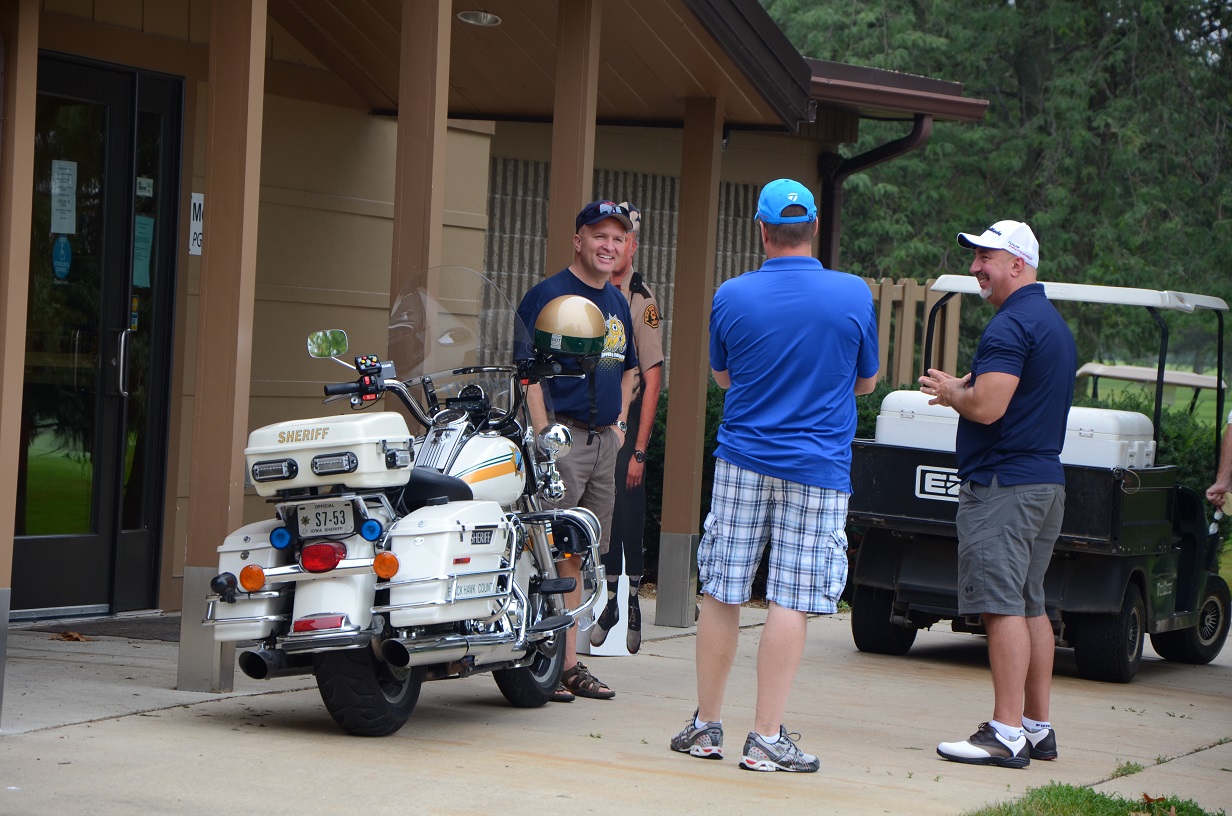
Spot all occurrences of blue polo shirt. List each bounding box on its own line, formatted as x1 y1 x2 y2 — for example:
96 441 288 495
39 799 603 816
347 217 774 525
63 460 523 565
957 283 1077 486
709 256 879 490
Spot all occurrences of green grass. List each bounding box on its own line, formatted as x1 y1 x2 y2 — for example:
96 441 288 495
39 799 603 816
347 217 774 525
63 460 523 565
23 431 92 535
962 783 1225 816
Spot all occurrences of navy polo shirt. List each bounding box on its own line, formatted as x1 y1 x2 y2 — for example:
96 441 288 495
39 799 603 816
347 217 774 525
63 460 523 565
957 283 1077 486
515 269 636 426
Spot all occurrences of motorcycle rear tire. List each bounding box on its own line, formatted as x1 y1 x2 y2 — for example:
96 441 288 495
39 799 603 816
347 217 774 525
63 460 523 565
313 645 423 736
492 637 563 708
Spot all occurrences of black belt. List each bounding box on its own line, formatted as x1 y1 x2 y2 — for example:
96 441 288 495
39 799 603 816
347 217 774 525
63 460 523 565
557 415 610 433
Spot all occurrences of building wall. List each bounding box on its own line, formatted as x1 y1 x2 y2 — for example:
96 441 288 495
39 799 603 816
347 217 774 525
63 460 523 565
36 0 494 608
30 0 854 612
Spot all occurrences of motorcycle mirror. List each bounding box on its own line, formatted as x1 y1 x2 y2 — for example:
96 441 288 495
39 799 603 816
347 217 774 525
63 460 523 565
537 423 573 460
307 329 349 359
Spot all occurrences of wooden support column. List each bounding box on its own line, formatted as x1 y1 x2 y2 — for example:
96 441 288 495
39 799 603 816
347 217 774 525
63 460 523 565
545 0 601 274
389 0 449 303
177 0 268 693
0 0 39 728
656 97 724 628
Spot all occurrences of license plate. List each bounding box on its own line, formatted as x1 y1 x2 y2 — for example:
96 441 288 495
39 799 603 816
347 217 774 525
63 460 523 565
455 578 496 599
296 500 354 538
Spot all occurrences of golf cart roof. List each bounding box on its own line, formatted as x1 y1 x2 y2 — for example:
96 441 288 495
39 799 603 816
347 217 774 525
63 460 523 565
1076 363 1226 391
930 274 1229 313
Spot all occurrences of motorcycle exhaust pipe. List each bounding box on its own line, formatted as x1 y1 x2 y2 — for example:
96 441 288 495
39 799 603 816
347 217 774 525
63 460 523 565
381 631 518 669
238 648 315 680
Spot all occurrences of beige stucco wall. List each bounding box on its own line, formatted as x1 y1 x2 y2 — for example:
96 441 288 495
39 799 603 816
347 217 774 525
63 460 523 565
175 98 494 550
491 121 823 190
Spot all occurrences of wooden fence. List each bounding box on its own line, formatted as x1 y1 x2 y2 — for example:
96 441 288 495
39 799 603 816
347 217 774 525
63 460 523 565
866 277 963 388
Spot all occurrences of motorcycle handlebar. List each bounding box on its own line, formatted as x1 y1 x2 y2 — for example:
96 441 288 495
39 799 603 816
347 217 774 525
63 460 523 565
323 382 363 396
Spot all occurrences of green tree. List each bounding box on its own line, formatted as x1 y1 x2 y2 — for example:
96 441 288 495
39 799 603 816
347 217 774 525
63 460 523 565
763 0 1232 371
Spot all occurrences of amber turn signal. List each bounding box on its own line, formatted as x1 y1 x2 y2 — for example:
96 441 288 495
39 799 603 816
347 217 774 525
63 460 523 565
373 551 399 580
239 564 266 592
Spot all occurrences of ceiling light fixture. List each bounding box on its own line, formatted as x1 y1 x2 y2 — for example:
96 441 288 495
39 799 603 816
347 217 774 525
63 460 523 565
456 10 502 27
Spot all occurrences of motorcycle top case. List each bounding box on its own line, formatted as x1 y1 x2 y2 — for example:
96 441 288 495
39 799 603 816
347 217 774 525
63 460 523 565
384 500 514 627
873 389 1155 469
245 412 413 497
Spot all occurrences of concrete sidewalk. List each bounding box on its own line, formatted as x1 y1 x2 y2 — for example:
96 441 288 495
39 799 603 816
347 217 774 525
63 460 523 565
1 601 1229 815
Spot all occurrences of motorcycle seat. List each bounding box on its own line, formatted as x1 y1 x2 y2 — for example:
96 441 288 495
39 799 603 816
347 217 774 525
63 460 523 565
395 468 474 514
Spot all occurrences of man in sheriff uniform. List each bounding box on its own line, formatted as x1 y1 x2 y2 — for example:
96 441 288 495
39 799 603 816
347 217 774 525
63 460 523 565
590 202 665 655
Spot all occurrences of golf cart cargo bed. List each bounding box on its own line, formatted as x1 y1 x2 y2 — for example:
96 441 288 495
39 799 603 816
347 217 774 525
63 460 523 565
848 441 1175 554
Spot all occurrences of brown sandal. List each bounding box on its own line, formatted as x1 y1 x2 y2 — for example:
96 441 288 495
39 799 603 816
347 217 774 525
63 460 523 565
561 662 616 699
551 682 576 703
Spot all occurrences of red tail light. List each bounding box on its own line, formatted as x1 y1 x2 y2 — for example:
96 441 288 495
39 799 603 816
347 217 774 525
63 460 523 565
301 541 347 573
293 615 347 632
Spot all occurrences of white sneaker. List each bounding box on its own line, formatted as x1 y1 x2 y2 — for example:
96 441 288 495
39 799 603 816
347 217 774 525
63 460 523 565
937 722 1030 768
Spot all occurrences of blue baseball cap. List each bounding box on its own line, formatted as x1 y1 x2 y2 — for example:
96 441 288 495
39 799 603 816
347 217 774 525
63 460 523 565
575 200 633 232
756 179 817 224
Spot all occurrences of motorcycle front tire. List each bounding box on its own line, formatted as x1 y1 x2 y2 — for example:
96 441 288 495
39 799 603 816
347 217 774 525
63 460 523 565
313 644 423 736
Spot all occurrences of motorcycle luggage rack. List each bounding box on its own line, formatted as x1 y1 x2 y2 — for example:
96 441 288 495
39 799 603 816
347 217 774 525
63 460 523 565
202 591 289 626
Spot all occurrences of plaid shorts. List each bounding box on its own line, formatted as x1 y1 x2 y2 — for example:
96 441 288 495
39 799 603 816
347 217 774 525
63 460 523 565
697 459 850 614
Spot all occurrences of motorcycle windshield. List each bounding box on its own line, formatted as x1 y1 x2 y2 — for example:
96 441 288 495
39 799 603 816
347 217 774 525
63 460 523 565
387 266 548 423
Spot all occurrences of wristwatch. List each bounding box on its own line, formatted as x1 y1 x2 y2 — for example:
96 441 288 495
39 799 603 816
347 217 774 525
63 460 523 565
616 420 628 433
634 449 646 463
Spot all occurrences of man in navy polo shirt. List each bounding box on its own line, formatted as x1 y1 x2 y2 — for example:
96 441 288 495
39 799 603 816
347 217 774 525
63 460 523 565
517 200 638 702
920 220 1076 769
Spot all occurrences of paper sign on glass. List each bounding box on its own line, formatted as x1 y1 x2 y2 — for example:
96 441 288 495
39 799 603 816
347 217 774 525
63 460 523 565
133 215 155 288
51 160 78 235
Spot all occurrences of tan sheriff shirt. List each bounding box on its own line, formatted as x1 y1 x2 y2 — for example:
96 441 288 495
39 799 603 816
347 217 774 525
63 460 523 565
614 269 664 400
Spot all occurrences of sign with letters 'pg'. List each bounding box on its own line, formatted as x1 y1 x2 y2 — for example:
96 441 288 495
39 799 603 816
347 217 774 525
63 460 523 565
189 193 204 256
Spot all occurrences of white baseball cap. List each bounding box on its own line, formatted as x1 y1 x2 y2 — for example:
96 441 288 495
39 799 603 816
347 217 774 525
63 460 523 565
957 220 1039 269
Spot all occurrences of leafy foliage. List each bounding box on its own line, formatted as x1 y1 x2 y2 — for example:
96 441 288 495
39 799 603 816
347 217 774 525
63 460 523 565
762 0 1232 370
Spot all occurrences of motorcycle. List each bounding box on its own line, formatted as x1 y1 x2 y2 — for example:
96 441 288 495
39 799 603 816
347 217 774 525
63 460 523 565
204 267 606 736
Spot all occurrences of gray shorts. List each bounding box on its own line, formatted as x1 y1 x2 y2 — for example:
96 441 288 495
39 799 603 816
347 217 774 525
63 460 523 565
542 426 619 555
955 476 1065 617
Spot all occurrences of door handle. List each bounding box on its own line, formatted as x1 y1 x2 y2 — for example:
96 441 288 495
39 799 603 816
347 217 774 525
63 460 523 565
116 328 131 397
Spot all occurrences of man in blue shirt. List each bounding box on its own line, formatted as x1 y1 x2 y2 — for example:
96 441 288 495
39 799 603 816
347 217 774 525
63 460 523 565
920 220 1076 769
517 200 638 702
670 179 879 773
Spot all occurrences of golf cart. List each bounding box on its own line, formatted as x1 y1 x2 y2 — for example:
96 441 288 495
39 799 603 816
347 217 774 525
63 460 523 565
847 275 1230 682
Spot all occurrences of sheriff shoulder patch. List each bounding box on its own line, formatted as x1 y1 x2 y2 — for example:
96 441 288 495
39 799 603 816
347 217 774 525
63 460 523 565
643 303 660 329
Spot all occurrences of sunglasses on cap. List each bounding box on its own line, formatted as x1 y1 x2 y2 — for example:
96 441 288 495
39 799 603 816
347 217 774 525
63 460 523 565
576 200 633 232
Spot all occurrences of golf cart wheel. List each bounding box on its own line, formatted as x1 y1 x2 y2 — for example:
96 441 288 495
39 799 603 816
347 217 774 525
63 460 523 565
851 583 917 656
1150 575 1231 664
1072 582 1145 683
313 643 423 736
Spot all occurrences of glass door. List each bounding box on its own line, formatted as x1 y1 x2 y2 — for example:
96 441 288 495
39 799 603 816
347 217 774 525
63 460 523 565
14 54 180 617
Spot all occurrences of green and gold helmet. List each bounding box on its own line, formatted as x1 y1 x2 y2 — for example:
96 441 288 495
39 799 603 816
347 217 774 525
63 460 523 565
533 295 605 357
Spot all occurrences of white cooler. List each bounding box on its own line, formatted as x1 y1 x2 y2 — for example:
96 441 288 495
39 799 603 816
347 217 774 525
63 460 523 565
872 390 1156 469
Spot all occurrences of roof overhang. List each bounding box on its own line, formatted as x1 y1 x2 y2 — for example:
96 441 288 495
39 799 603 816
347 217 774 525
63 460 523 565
269 0 812 130
807 58 988 123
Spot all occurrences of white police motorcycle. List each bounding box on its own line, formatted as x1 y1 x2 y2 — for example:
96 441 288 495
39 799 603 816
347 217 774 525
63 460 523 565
204 267 606 736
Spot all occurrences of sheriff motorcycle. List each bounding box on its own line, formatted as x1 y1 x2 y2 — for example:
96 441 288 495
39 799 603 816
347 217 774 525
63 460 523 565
204 267 606 736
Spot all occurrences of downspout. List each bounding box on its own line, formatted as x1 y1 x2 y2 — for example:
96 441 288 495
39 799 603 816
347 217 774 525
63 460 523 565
817 113 932 269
